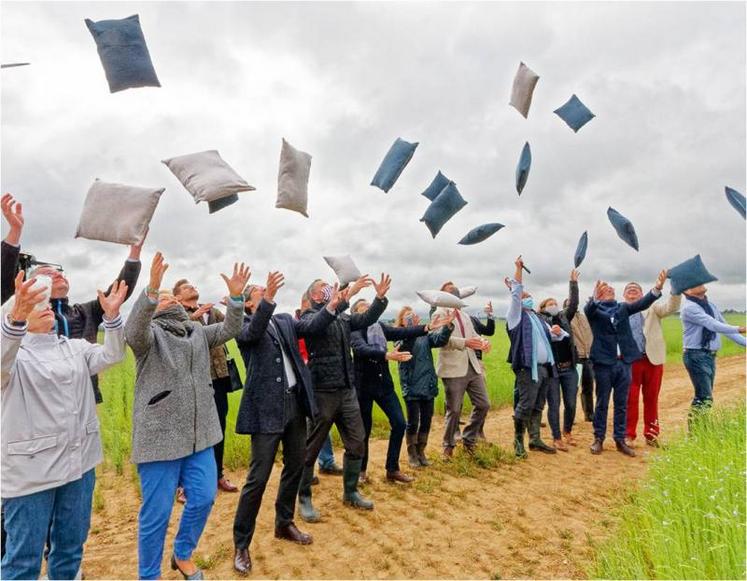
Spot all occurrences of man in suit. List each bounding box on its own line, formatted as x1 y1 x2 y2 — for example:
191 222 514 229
585 270 667 457
231 272 342 574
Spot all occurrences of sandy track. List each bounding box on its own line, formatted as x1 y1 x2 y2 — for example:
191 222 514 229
83 355 745 580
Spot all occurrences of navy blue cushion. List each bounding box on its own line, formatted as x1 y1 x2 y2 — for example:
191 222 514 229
420 183 467 238
574 231 588 267
668 254 718 295
85 14 161 93
554 94 595 133
725 186 746 219
516 142 531 195
458 223 504 245
208 194 239 214
370 138 418 193
421 171 453 201
607 207 639 251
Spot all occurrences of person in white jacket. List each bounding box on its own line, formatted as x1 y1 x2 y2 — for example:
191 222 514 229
1 272 127 581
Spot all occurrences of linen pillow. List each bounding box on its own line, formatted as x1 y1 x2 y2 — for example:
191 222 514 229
458 223 505 245
725 186 746 219
667 255 718 295
509 62 539 119
276 138 311 217
421 171 454 201
85 14 161 93
162 150 255 204
208 194 239 214
371 138 418 193
516 142 531 195
323 255 362 286
458 286 477 299
420 182 468 238
554 94 595 133
574 231 588 267
607 207 639 251
75 179 163 245
416 290 467 309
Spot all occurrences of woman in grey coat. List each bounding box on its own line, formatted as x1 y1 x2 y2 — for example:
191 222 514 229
125 252 249 581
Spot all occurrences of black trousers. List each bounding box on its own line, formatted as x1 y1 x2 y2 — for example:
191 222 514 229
405 399 435 435
212 376 232 480
514 365 552 422
233 392 306 550
358 388 407 473
304 389 365 467
579 358 595 421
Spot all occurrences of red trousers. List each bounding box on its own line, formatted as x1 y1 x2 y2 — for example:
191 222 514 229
626 355 664 441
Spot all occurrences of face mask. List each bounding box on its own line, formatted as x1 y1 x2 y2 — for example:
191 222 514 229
404 314 415 327
320 284 333 303
545 305 560 316
522 298 534 310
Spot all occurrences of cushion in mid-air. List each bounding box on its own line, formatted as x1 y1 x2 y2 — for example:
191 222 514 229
509 62 539 119
420 182 468 238
667 254 718 295
208 194 239 214
416 290 467 309
75 179 163 245
323 255 362 286
554 94 595 133
607 207 639 251
458 223 505 245
371 138 418 193
725 186 746 219
162 150 255 204
276 138 312 217
516 142 531 195
421 171 453 201
85 14 161 93
574 231 588 267
458 286 477 299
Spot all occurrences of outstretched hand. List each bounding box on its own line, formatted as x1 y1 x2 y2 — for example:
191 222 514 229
654 269 668 291
98 280 129 320
327 283 343 310
265 271 285 303
221 263 251 297
348 275 372 299
385 345 412 362
484 301 494 316
373 273 391 299
9 271 47 322
148 252 169 295
570 269 579 282
2 193 24 245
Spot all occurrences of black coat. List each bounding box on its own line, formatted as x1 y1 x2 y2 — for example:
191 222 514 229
470 316 495 360
301 296 388 392
538 280 579 366
235 299 336 434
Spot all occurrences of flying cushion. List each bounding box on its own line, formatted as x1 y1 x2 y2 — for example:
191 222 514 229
417 290 467 309
516 142 531 195
420 182 468 238
421 171 454 201
208 194 239 214
458 223 504 245
323 255 362 286
276 138 311 217
667 254 718 295
162 150 255 204
607 207 639 251
85 14 161 93
509 62 539 119
725 186 746 219
371 138 418 193
75 179 163 245
458 286 477 299
574 231 588 267
554 94 595 133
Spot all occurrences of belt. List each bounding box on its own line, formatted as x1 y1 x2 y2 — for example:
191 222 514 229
557 361 574 370
684 348 717 355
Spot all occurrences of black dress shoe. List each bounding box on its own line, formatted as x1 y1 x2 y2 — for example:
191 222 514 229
275 522 313 545
590 438 603 455
234 547 252 575
319 463 343 475
615 440 636 457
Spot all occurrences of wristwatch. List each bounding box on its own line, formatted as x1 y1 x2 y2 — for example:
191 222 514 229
6 314 26 327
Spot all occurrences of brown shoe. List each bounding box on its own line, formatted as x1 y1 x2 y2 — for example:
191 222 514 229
386 470 414 483
563 432 577 446
442 447 454 460
615 440 637 457
590 438 603 455
275 522 313 545
553 438 569 452
176 487 186 504
233 548 252 575
218 477 239 493
645 436 660 448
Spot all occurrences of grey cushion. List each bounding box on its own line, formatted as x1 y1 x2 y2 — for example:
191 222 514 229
420 183 468 238
458 223 505 245
208 194 239 214
607 207 639 251
574 231 588 267
276 138 311 217
416 290 467 309
75 179 163 245
323 255 362 285
421 171 454 201
509 62 539 118
162 150 255 204
668 255 718 295
725 186 746 219
458 286 477 299
554 94 595 133
371 138 418 193
516 142 531 195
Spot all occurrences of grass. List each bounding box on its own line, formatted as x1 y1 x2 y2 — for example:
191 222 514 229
591 405 746 580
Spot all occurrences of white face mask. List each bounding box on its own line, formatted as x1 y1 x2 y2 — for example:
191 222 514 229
545 305 561 316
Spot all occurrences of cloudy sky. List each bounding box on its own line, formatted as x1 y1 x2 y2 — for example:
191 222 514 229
2 1 745 318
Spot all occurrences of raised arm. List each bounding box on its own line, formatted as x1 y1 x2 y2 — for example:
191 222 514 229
202 262 251 348
237 299 275 346
349 296 388 331
506 280 523 330
381 322 428 341
124 291 157 356
652 292 681 319
84 315 126 375
1 194 24 305
563 271 579 322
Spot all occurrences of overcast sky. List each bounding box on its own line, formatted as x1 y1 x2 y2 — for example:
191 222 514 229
2 1 745 318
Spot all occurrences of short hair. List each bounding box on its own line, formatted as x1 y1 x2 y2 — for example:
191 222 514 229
624 282 643 293
306 279 323 298
440 281 455 291
172 278 189 296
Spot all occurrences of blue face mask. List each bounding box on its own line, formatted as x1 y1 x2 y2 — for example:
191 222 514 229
522 297 534 310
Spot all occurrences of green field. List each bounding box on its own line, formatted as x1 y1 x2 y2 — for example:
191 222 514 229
97 313 745 473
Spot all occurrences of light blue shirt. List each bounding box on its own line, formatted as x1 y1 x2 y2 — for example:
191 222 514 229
680 298 746 351
629 312 646 354
506 280 569 347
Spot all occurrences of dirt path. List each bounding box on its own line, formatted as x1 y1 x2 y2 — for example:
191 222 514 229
83 356 745 580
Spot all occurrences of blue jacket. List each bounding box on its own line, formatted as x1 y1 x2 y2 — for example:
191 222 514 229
397 325 453 400
584 290 661 365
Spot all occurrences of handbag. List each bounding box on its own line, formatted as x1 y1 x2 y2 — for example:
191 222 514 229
224 346 244 392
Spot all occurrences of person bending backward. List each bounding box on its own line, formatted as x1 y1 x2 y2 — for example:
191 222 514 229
231 273 342 575
297 274 390 521
537 269 580 451
584 270 667 457
350 299 454 483
124 253 249 581
506 256 569 458
569 301 595 422
622 281 681 446
1 272 127 580
434 282 492 458
680 283 746 420
394 306 455 468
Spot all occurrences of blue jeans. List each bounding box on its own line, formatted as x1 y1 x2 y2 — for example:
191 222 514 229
683 349 716 410
592 361 631 442
137 448 217 580
547 367 579 439
1 469 95 580
317 434 336 470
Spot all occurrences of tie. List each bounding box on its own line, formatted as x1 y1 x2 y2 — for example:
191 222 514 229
455 310 466 337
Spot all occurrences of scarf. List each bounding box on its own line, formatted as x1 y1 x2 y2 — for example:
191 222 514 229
367 322 388 351
152 304 193 337
527 311 554 381
685 295 716 349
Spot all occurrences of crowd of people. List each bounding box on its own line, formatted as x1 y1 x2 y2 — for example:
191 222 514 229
1 192 745 580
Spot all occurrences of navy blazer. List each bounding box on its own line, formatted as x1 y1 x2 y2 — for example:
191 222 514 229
235 299 335 435
584 290 661 365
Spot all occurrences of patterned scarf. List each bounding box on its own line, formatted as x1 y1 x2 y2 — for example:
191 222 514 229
152 304 193 337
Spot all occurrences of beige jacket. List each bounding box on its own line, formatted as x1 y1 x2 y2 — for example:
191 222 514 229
636 293 682 366
433 308 482 378
571 311 593 359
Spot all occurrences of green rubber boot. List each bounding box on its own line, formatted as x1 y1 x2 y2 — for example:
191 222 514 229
513 416 528 459
528 411 556 454
342 457 374 510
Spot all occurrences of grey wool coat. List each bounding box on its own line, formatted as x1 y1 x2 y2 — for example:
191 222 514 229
125 290 244 464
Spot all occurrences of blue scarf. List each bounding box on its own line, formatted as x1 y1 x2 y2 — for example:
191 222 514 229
685 295 716 349
367 322 387 351
527 311 554 381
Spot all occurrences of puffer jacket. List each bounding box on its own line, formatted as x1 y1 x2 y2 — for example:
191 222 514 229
397 325 453 400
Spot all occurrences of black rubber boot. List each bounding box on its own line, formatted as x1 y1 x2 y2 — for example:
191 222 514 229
513 416 528 459
342 457 374 510
297 465 321 522
416 432 430 467
406 433 420 468
528 411 556 454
